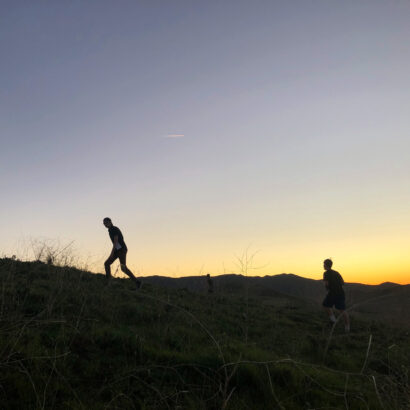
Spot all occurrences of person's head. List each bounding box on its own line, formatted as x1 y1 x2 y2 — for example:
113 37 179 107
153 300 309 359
323 258 333 270
103 217 112 228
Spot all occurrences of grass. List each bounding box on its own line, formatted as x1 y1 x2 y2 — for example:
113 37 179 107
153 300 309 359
0 258 409 409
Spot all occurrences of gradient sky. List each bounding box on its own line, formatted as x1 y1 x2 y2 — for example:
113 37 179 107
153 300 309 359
1 1 409 284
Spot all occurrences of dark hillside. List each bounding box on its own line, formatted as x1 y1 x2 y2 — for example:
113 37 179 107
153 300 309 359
0 258 409 409
143 273 410 326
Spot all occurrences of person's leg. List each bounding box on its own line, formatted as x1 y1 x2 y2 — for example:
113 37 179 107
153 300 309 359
336 296 350 332
119 251 141 288
104 253 118 279
337 309 350 332
325 307 336 323
323 294 336 323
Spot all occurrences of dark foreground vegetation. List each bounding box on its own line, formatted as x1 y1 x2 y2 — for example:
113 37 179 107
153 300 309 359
0 258 409 409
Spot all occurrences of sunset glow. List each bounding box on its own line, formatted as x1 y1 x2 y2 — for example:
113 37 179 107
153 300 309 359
1 1 409 285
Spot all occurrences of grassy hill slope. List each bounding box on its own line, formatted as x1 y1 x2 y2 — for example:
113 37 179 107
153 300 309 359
0 258 409 409
143 274 410 326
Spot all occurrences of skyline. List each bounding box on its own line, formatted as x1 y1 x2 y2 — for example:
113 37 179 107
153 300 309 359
1 1 410 285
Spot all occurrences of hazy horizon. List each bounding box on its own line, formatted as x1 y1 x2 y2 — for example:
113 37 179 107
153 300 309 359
1 1 410 285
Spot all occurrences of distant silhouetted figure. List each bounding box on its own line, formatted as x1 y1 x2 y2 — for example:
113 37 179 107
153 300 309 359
322 259 350 332
103 217 141 289
206 273 214 294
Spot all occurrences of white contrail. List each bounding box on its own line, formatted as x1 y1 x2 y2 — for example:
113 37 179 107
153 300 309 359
165 134 185 138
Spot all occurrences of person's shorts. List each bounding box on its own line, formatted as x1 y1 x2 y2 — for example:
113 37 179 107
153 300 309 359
322 293 346 310
111 248 127 265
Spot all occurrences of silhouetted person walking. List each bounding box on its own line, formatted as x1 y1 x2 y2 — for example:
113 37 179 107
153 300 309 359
103 217 141 289
322 259 350 332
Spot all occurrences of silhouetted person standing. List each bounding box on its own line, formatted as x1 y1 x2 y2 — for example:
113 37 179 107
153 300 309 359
322 259 350 332
103 217 141 289
206 273 214 294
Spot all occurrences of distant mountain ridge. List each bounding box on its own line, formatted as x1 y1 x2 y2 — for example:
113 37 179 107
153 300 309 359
142 273 410 326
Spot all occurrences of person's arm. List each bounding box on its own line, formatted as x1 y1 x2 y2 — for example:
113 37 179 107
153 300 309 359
113 235 122 250
323 273 329 290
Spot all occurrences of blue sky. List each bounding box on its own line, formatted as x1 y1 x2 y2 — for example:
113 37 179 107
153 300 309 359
1 1 409 283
